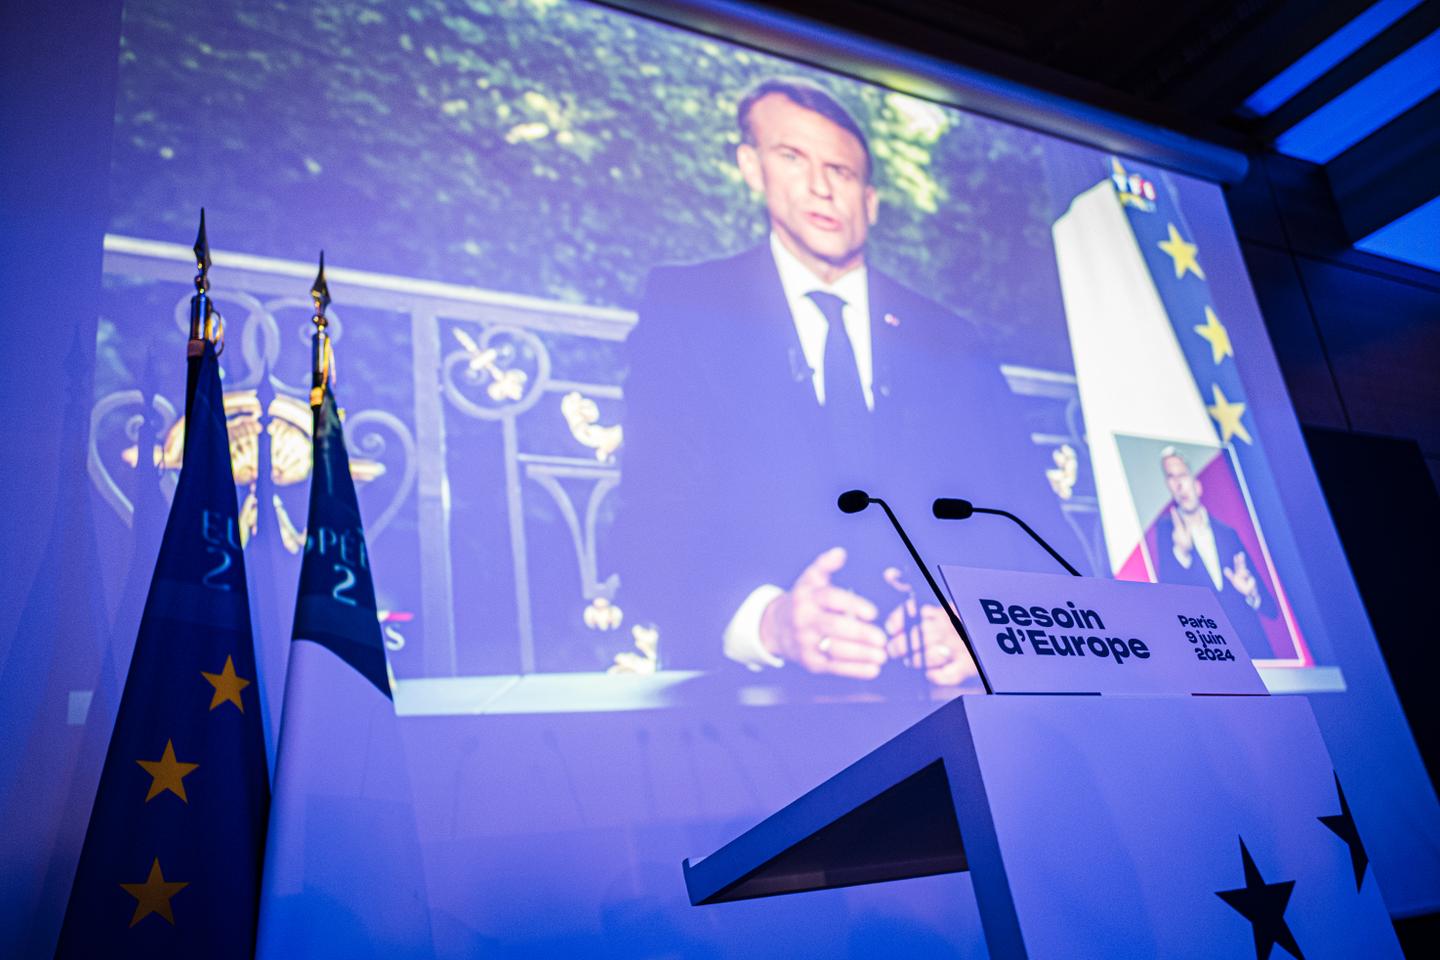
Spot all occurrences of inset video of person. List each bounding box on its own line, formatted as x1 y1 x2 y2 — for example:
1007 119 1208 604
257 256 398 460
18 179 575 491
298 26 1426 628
1155 446 1277 659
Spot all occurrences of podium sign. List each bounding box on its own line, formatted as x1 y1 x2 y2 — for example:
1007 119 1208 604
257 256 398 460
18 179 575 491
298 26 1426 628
939 565 1268 696
684 571 1397 958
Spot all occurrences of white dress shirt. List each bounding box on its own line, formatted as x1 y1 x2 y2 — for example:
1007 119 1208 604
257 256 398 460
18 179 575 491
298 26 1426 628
1173 507 1222 590
723 236 874 670
1172 507 1263 608
768 232 875 411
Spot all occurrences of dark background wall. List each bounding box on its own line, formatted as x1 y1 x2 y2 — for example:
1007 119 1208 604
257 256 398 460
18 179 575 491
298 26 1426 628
1229 153 1440 491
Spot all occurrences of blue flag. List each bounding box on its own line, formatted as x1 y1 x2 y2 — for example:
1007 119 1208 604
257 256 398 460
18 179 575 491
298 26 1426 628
55 342 270 957
257 378 432 956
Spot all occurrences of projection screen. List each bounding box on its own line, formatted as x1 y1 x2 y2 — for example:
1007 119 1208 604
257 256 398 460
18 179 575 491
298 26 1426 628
87 0 1439 925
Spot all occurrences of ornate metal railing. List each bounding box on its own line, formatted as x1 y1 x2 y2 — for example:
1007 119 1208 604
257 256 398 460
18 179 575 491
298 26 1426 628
97 234 631 678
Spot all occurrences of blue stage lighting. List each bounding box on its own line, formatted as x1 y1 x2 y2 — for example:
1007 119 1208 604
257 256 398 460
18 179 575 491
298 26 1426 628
1274 28 1440 163
1355 194 1440 272
1241 0 1425 118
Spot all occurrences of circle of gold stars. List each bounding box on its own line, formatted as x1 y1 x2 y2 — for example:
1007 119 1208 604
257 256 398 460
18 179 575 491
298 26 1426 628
1155 223 1254 447
1194 306 1233 364
116 653 253 928
1207 384 1252 445
119 858 189 928
202 654 251 712
135 739 199 803
1158 223 1205 280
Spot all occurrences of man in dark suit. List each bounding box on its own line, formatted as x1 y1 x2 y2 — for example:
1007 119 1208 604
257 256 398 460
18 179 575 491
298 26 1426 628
617 77 1071 684
1155 447 1277 659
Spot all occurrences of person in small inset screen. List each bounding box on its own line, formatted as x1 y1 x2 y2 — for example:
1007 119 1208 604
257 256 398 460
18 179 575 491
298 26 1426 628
1155 446 1277 659
616 76 1072 686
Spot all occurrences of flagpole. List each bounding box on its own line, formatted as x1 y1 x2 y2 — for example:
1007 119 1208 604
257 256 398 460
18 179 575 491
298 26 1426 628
309 251 332 409
184 209 220 436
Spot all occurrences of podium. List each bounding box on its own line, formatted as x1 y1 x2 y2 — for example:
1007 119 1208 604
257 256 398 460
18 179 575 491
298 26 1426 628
683 568 1401 958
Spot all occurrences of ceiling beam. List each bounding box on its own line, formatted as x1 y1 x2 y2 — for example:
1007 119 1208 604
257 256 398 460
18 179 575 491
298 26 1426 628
1327 92 1440 241
1166 0 1371 116
1257 0 1440 141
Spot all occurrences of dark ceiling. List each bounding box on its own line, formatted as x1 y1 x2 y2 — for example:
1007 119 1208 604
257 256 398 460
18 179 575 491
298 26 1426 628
747 0 1440 271
758 0 1373 142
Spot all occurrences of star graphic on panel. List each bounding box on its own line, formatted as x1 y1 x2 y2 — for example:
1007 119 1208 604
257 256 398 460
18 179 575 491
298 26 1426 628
1207 383 1252 444
1194 306 1234 364
1216 837 1304 960
135 739 199 803
1158 222 1206 280
119 858 189 927
1319 773 1369 891
201 655 250 712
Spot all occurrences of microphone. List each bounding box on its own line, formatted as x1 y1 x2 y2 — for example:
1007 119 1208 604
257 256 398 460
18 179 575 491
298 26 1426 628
931 498 974 520
837 490 992 695
932 498 1082 577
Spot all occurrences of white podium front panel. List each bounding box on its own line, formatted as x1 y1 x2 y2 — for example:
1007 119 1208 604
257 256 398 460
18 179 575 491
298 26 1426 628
957 694 1399 959
939 565 1268 695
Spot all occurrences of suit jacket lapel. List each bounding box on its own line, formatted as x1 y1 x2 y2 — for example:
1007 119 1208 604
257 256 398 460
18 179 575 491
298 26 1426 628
733 244 824 422
868 269 902 416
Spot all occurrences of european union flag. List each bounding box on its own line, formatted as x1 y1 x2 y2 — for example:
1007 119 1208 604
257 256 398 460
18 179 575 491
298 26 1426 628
55 341 270 957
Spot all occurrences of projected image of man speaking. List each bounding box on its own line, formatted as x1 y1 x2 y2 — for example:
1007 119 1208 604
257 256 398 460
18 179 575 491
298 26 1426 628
1155 447 1277 659
618 77 1067 687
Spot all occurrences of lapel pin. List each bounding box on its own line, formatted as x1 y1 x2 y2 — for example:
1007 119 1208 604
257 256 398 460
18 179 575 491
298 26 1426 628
883 313 901 327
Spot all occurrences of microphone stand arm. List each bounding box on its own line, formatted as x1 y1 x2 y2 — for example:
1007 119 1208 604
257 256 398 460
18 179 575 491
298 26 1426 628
869 497 993 695
971 507 1082 577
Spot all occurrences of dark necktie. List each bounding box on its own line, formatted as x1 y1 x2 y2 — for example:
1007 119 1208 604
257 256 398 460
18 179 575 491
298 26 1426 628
807 290 867 423
807 290 879 580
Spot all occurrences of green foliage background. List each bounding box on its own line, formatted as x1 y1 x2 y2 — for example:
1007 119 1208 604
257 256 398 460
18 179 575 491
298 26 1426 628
110 0 1070 351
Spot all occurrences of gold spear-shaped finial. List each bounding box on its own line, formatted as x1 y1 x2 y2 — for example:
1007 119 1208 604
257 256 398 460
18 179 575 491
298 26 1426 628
187 208 223 352
183 209 223 431
309 250 334 408
193 209 212 288
187 208 214 356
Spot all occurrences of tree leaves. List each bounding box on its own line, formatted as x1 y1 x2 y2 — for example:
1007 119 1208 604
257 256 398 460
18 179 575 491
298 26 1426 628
111 0 1060 335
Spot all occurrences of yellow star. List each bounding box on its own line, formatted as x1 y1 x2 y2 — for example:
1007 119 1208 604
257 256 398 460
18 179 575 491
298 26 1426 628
119 858 188 927
135 739 199 803
1158 223 1205 280
1193 306 1233 364
1206 383 1252 445
201 655 250 712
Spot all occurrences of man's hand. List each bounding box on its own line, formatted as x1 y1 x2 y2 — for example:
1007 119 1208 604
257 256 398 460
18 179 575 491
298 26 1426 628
759 547 887 678
1223 552 1260 604
883 599 980 688
1169 506 1194 562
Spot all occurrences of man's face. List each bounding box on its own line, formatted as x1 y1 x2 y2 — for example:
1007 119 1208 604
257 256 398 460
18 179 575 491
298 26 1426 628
736 94 877 280
1163 455 1203 513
